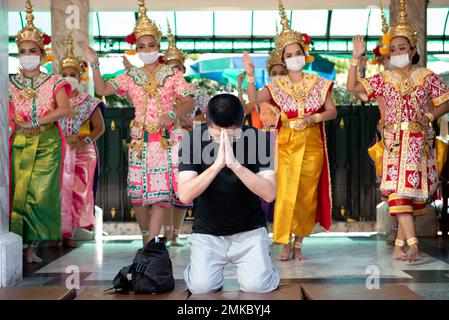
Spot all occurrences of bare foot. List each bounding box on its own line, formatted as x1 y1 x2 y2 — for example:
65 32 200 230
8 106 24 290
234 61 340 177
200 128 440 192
405 245 423 262
25 247 42 264
293 249 308 261
392 245 407 260
292 242 308 261
278 243 291 261
63 238 80 248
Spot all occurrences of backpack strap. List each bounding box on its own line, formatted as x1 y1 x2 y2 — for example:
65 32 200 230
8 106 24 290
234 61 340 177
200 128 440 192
105 264 134 293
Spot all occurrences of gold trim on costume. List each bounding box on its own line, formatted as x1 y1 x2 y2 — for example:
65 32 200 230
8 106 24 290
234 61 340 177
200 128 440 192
358 77 373 98
385 69 432 95
16 123 55 137
433 91 449 107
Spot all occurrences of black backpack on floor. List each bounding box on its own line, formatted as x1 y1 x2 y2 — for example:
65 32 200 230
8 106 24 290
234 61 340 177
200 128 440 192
108 237 175 294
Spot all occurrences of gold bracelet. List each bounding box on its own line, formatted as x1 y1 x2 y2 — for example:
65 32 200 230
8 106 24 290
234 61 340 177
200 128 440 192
247 75 255 84
350 59 359 67
406 237 419 247
313 113 322 123
424 112 434 122
395 239 405 247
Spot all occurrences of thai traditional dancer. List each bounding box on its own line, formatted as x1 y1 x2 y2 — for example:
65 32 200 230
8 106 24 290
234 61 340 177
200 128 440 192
9 0 70 263
84 0 194 245
242 0 337 261
59 31 106 248
237 50 286 223
347 0 449 261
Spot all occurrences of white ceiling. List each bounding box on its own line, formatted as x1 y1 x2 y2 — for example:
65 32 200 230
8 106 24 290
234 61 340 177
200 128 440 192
7 0 449 11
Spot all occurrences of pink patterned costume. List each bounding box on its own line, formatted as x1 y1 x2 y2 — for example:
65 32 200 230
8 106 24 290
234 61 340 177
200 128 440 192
59 93 104 238
108 64 190 207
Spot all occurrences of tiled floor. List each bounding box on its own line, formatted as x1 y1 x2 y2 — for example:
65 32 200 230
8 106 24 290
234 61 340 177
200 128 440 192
19 233 449 300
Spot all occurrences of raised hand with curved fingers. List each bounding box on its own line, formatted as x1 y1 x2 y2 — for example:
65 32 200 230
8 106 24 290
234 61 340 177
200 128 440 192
242 51 255 75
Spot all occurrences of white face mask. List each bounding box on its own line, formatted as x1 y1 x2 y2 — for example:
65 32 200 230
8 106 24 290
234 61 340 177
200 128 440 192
19 55 41 71
64 76 80 92
390 54 410 69
285 56 306 71
270 75 283 81
138 52 159 65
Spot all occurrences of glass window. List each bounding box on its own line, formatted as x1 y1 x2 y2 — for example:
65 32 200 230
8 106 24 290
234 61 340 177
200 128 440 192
175 11 213 36
193 40 214 51
427 8 448 35
330 9 369 36
367 8 389 37
233 40 253 50
8 12 23 37
328 41 348 52
147 11 175 36
313 40 329 52
215 11 252 36
215 41 233 51
31 11 51 35
177 40 195 51
252 10 280 36
428 40 444 52
93 12 136 36
9 41 18 54
291 10 328 36
9 11 52 36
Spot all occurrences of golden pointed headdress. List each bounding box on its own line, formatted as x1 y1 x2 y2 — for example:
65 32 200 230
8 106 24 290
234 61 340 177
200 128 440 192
164 20 186 63
267 23 283 73
372 0 391 62
266 50 284 74
126 0 162 45
389 0 418 47
15 0 51 49
59 31 86 75
380 1 389 35
274 0 311 54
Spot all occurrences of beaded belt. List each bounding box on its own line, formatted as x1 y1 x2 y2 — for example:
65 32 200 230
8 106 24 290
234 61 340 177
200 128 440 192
131 121 178 134
282 118 316 131
384 121 426 134
131 121 161 134
16 123 55 137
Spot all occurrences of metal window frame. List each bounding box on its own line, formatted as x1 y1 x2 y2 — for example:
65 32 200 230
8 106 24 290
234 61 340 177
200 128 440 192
7 9 449 55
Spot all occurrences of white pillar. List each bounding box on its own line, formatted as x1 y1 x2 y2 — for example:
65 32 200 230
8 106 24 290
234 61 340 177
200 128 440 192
50 0 90 73
0 0 23 287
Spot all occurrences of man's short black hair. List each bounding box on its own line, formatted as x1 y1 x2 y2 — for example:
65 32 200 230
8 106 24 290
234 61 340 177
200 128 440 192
207 93 244 128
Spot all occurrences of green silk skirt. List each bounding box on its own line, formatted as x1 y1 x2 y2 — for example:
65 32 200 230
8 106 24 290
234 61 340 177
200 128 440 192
11 125 62 241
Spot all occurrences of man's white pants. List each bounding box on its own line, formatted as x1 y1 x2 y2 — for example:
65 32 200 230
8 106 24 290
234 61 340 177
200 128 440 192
184 227 280 294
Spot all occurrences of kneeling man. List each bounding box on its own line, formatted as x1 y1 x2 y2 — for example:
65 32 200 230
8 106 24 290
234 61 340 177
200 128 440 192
178 93 279 294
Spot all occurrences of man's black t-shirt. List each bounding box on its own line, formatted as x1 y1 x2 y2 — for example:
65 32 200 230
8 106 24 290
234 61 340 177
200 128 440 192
178 124 274 236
